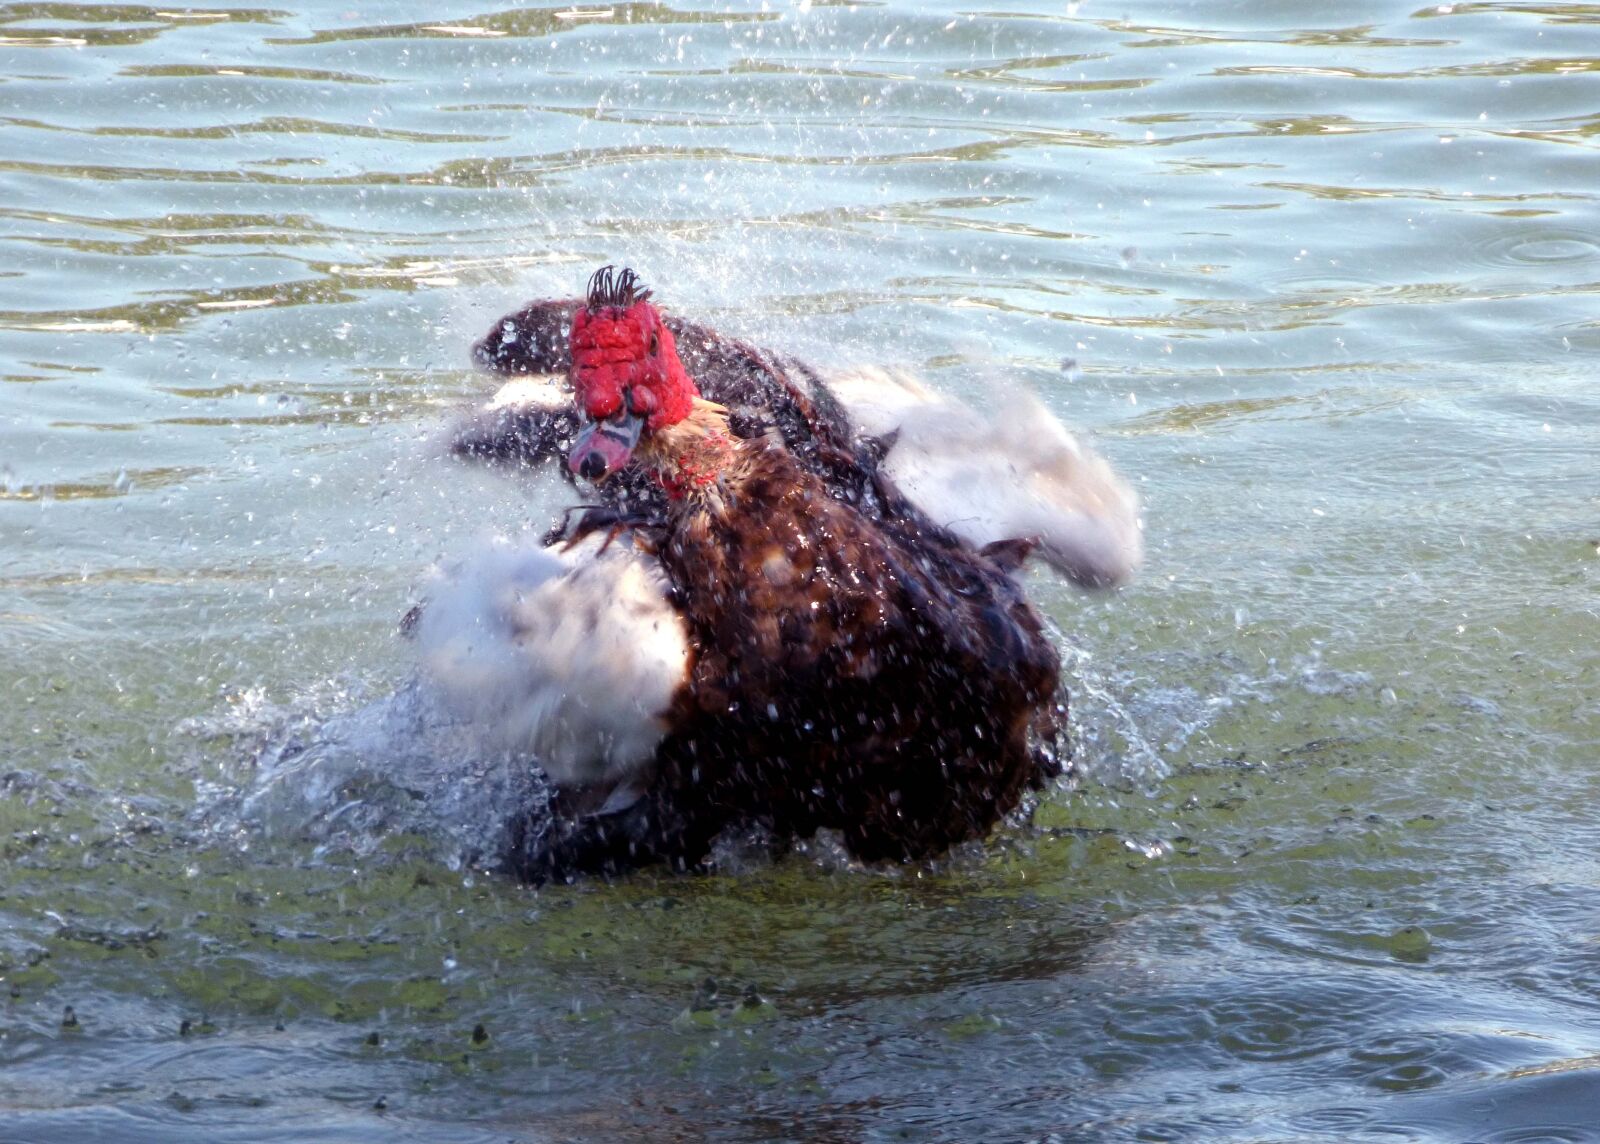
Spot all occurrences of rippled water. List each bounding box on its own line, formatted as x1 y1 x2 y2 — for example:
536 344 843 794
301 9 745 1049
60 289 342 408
3 2 1599 1140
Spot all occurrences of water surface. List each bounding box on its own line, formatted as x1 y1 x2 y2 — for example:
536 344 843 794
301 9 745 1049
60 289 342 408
3 1 1599 1140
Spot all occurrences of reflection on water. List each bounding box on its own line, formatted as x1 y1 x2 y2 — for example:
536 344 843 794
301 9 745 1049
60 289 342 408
2 0 1600 1140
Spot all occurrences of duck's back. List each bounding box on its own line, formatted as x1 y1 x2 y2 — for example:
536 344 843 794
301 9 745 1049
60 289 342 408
649 440 1063 866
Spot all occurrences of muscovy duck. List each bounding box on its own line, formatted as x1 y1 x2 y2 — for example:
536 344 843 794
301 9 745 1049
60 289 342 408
418 268 1100 879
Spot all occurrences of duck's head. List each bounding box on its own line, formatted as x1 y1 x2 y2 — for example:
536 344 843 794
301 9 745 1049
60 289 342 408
566 266 699 482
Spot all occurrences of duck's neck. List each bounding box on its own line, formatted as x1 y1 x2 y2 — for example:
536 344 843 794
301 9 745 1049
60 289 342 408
647 397 746 502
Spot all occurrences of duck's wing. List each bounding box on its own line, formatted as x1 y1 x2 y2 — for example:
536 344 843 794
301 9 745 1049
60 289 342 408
450 374 578 465
825 367 1143 589
471 298 577 375
451 299 577 466
412 532 689 802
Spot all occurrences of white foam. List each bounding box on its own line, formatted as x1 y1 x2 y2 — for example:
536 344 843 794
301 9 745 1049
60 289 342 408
187 680 551 871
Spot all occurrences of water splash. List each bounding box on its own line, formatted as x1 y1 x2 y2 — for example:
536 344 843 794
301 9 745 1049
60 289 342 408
1066 643 1391 792
184 678 551 873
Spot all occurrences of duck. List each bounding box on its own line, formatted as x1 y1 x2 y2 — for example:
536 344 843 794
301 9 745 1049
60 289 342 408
418 267 1138 880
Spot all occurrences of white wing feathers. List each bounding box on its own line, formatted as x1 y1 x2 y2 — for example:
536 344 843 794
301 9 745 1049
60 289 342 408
413 533 689 792
826 367 1143 589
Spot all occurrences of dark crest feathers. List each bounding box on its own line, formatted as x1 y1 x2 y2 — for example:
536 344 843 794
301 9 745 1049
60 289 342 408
586 265 651 311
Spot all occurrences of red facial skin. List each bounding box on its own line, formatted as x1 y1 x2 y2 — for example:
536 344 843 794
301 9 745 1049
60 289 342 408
568 301 697 431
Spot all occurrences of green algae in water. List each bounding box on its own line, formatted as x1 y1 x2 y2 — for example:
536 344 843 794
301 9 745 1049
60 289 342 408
4 0 1600 1138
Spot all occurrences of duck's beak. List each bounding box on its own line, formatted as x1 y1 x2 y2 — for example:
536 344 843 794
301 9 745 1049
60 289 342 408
568 409 645 482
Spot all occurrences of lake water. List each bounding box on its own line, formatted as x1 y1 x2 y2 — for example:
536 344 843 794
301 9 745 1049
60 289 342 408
3 1 1599 1140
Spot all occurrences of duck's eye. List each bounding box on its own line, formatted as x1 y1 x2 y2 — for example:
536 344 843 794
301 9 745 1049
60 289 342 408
648 331 659 356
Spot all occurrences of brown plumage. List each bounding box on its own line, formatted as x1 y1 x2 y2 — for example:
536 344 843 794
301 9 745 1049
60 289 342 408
512 395 1065 880
659 403 1063 864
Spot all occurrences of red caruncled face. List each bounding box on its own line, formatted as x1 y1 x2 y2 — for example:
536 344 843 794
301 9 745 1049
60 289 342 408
568 267 696 433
